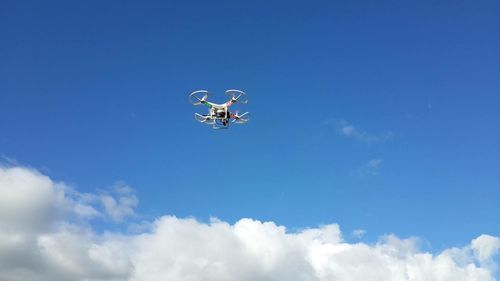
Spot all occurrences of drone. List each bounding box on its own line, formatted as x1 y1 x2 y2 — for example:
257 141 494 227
189 89 250 129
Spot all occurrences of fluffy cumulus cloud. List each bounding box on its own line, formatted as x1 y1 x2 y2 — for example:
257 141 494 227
0 166 499 281
98 183 138 222
0 167 132 281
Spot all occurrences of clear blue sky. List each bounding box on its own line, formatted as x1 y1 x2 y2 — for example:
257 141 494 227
1 0 499 251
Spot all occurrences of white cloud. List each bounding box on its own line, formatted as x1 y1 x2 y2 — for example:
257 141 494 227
0 166 498 281
0 166 134 281
367 159 383 168
0 167 60 233
336 119 393 143
471 235 500 271
99 183 138 222
352 229 366 239
472 235 500 262
55 181 137 223
352 159 383 178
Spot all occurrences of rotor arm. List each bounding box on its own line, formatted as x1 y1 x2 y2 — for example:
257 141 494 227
202 101 213 108
224 99 236 107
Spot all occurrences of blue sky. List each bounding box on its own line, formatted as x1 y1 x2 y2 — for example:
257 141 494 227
1 0 499 254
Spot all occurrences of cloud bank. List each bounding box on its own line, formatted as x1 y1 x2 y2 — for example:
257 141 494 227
0 166 498 281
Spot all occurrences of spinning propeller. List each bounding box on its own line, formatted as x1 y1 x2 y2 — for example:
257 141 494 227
194 113 214 124
189 90 209 105
225 89 248 104
232 110 250 124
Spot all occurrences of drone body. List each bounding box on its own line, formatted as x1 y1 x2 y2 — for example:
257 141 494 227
189 89 250 129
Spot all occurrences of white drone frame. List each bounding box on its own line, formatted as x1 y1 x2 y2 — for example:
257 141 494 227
189 89 250 129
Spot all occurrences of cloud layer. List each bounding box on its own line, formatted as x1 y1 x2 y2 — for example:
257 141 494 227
0 166 498 281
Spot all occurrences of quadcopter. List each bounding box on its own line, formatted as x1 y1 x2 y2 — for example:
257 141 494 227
189 89 250 129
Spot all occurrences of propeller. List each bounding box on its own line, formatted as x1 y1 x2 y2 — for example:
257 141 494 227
225 89 248 104
194 113 214 124
189 90 209 105
232 110 250 123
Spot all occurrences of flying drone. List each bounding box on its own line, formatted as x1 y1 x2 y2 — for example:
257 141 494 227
189 89 250 129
